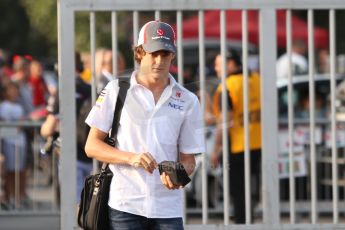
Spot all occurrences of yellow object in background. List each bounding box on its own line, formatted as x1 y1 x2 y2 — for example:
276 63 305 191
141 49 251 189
80 68 92 84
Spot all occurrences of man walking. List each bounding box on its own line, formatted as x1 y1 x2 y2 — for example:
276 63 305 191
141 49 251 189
85 21 205 230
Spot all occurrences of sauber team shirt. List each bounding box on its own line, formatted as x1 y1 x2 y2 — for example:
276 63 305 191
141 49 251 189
85 70 205 218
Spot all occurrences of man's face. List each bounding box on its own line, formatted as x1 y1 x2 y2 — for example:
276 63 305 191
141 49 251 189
214 55 222 78
30 61 43 78
227 60 240 75
214 55 240 78
139 50 174 79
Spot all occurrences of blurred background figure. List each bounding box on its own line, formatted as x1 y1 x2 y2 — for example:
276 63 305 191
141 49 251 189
0 49 13 86
276 39 308 79
96 49 112 93
214 52 243 80
40 52 92 205
29 60 48 109
95 48 126 93
80 52 92 84
212 50 262 224
317 48 330 74
0 81 28 210
11 55 33 117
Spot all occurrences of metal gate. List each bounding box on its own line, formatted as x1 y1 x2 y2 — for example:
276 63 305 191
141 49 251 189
56 0 345 229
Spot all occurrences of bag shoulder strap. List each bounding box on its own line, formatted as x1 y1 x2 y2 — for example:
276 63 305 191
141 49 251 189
110 77 130 139
101 76 130 170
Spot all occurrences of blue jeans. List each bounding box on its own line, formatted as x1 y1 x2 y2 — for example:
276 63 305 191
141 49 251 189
76 160 92 203
109 207 184 230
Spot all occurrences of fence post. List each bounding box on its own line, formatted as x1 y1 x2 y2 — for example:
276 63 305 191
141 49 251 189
58 1 77 229
259 9 280 225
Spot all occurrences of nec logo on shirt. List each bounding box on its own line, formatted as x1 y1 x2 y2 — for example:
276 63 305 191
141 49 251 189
168 102 183 111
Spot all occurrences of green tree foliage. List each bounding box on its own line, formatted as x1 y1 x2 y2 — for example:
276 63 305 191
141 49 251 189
21 0 132 59
5 3 345 65
0 0 31 55
21 1 124 57
21 0 57 56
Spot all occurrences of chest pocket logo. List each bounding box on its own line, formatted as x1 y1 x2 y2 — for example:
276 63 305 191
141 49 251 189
168 102 183 111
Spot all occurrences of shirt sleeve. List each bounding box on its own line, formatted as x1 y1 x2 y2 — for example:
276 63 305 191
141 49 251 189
178 95 206 154
85 80 119 133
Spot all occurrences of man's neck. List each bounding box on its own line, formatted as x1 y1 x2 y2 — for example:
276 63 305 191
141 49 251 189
136 72 170 104
136 72 169 92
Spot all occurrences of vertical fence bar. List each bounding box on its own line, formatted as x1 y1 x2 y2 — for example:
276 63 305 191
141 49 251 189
155 10 160 20
58 1 77 228
176 10 186 221
330 8 339 224
52 144 58 210
220 9 230 226
90 12 97 103
133 11 139 68
112 11 118 78
308 9 318 224
33 129 38 211
242 9 251 224
14 142 19 210
176 10 184 85
90 12 98 174
260 8 280 225
198 10 208 225
0 136 2 211
286 9 296 224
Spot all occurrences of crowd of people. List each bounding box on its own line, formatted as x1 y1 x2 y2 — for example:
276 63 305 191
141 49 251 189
0 51 57 209
0 29 334 226
0 48 126 210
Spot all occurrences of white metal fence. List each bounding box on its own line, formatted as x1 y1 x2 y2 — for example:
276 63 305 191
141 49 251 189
22 0 345 229
0 121 60 229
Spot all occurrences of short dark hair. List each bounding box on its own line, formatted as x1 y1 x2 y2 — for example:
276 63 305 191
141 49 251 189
226 50 242 67
75 52 84 73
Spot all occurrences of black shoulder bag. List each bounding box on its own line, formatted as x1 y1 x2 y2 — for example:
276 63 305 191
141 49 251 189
78 78 130 230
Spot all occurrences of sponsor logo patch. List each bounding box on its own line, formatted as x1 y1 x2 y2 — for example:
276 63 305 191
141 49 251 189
96 89 106 105
157 29 164 36
168 102 183 111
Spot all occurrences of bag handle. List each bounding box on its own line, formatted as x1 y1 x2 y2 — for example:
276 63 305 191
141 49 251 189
101 77 130 171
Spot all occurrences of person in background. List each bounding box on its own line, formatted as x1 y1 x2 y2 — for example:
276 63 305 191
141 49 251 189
10 55 37 175
0 49 13 87
211 50 262 224
96 48 126 93
40 52 92 204
85 20 205 230
29 60 48 108
80 52 92 84
317 49 330 74
276 39 308 79
0 81 28 209
11 55 33 116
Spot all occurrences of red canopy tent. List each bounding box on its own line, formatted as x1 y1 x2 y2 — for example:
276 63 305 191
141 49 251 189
178 10 328 49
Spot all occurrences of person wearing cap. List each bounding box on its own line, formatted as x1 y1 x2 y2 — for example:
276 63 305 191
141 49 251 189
211 50 262 224
84 21 205 230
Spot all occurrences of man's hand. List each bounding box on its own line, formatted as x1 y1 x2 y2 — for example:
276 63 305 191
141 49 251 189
160 172 183 190
129 152 158 174
210 151 220 168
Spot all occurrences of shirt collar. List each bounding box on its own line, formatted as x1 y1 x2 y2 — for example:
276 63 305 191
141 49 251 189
102 70 113 81
129 70 176 89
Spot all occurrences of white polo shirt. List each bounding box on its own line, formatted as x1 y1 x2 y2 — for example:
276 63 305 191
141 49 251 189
85 70 205 218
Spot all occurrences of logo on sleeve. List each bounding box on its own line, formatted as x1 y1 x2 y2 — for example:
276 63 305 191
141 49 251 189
95 89 106 107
